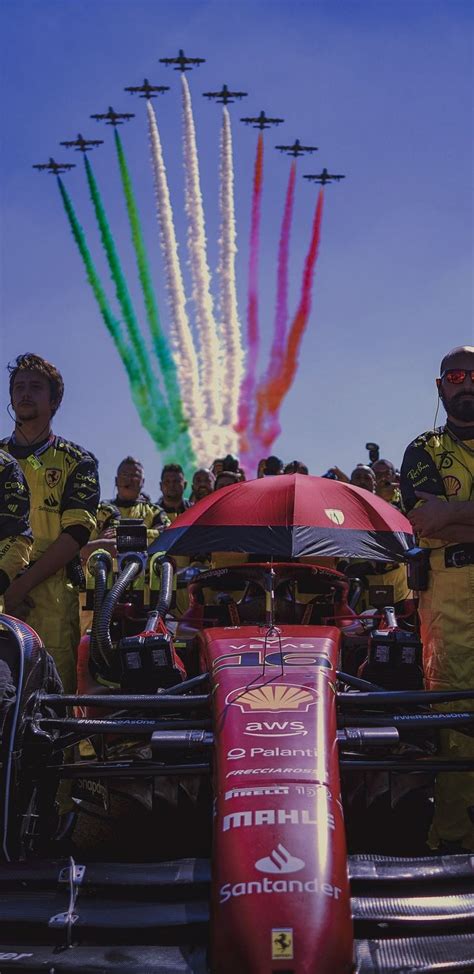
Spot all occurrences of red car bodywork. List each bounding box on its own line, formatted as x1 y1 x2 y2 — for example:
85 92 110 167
200 626 354 973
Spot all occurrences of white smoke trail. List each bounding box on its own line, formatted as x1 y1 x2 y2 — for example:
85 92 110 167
218 107 244 455
181 74 223 455
146 100 204 459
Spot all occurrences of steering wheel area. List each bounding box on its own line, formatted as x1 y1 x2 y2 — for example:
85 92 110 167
186 562 349 627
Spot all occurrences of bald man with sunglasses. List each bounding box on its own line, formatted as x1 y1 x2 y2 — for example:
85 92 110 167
400 345 474 852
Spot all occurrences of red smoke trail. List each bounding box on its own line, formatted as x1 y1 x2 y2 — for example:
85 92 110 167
260 187 324 442
254 160 296 443
237 133 264 439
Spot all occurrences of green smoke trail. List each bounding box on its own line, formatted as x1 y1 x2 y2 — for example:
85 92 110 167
83 154 169 438
57 175 157 435
114 132 189 435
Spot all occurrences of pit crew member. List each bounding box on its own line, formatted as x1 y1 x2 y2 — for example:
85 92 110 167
0 449 32 608
400 344 474 851
2 354 99 693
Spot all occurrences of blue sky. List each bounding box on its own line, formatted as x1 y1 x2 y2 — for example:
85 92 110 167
1 0 473 496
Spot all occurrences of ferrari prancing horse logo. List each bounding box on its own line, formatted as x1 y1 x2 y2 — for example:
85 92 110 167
45 468 61 489
324 508 345 526
272 928 293 960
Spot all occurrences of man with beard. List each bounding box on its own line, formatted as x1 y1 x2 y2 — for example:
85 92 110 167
157 464 192 616
86 457 169 552
158 464 191 517
400 345 474 851
190 467 215 503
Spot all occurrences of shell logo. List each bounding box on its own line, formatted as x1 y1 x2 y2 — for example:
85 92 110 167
226 684 318 713
442 476 461 497
324 508 345 526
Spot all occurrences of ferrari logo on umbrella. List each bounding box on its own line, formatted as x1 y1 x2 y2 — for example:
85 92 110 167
324 508 345 525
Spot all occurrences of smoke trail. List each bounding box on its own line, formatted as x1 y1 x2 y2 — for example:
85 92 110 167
253 160 296 450
146 100 203 458
84 154 169 436
181 74 222 444
260 188 325 441
57 176 168 447
236 133 264 437
218 107 244 451
114 130 191 453
268 160 297 382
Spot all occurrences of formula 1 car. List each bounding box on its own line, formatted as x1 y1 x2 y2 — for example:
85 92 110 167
1 518 474 973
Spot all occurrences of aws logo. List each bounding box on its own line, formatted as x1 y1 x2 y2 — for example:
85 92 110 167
226 684 318 714
244 720 307 738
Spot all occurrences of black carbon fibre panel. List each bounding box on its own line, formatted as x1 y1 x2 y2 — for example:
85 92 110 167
349 853 474 882
352 892 474 926
0 858 211 889
0 945 208 972
355 934 474 972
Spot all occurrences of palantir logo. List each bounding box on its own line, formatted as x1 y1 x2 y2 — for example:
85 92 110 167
255 843 305 875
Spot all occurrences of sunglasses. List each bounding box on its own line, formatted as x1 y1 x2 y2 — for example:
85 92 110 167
440 369 474 384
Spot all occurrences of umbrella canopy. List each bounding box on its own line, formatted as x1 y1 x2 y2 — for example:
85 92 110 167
150 474 414 562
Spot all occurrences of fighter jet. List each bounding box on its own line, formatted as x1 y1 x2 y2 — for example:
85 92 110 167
60 133 104 153
90 106 135 126
275 139 318 158
203 84 248 105
124 78 170 100
304 168 345 185
159 49 205 72
32 157 76 174
241 110 284 130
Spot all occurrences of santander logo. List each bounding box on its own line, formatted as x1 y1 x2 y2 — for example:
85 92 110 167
255 844 305 875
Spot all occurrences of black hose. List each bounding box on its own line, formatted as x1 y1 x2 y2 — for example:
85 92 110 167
89 554 110 670
145 561 174 631
157 560 173 618
96 558 142 667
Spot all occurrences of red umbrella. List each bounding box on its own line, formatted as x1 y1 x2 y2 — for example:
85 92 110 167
150 474 414 562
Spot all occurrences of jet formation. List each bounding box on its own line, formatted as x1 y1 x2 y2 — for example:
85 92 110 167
275 139 318 158
203 84 248 105
159 49 205 72
124 78 170 100
241 110 284 130
32 53 346 189
90 106 135 126
60 133 103 152
32 158 76 174
304 168 345 185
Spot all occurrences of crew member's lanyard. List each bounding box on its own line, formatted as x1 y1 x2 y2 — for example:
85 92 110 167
11 433 55 471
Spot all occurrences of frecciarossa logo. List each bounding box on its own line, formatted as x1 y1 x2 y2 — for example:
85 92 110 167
225 684 318 713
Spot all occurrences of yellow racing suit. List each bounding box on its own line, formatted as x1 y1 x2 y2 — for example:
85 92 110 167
0 435 99 692
80 498 171 635
0 450 32 605
401 425 474 849
93 497 170 546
